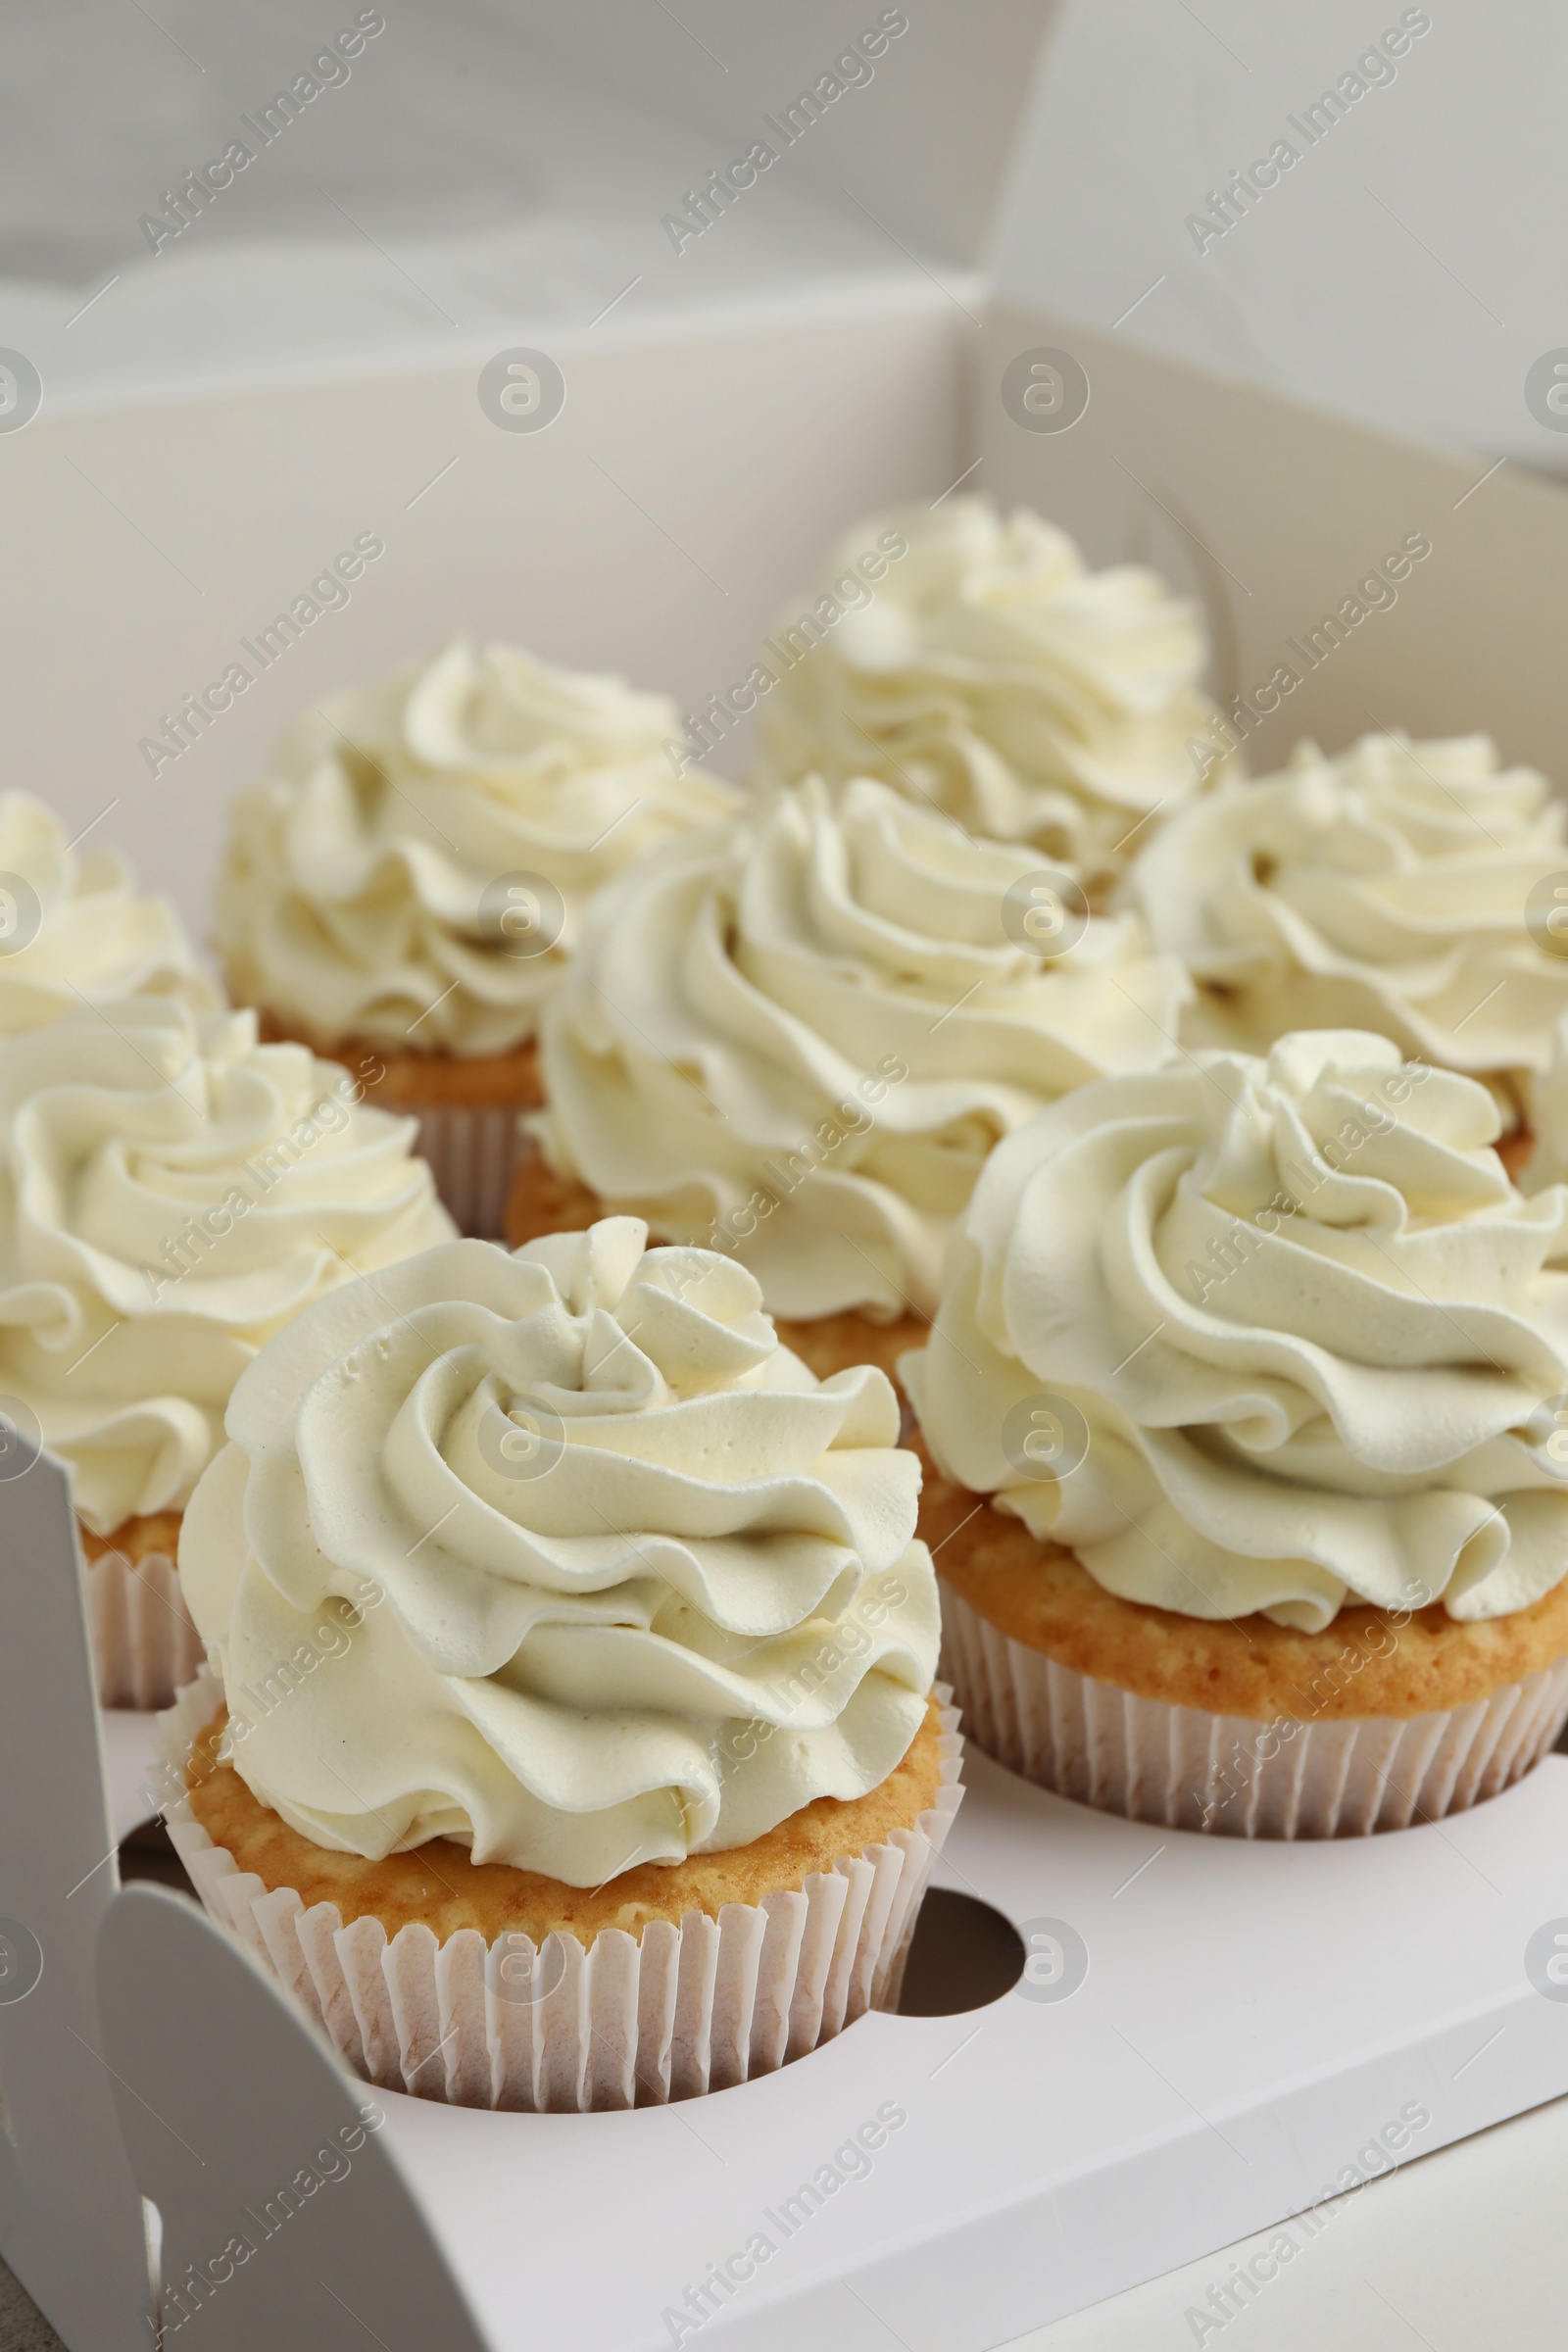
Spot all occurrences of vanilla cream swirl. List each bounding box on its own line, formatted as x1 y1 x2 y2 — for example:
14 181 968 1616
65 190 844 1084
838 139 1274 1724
905 1031 1568 1629
0 792 211 1034
1130 733 1568 1090
537 775 1189 1321
0 997 452 1534
757 499 1219 888
216 640 737 1057
178 1220 939 1884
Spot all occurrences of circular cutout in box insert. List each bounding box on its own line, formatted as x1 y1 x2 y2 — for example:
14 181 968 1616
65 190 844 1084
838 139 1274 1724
897 1887 1025 2017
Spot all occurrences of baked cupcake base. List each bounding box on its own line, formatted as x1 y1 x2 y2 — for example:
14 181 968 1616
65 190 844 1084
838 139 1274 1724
1496 1123 1535 1184
161 1677 963 2110
917 1439 1568 1838
258 1012 542 1240
503 1144 602 1248
772 1311 931 1387
80 1513 203 1709
506 1154 928 1387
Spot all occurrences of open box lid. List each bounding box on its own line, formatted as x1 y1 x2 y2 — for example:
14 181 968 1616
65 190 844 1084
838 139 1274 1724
6 0 1058 416
991 0 1568 473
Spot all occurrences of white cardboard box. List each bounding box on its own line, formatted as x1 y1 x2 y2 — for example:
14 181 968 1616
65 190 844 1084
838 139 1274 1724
4 7 1568 2348
17 1456 1568 2352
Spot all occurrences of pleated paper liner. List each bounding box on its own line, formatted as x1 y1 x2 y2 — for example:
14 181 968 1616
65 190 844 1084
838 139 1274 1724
84 1534 204 1711
407 1102 525 1240
940 1579 1568 1838
159 1671 964 2110
359 1038 541 1239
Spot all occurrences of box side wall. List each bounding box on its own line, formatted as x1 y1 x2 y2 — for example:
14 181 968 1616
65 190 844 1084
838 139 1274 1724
3 297 969 936
981 300 1568 782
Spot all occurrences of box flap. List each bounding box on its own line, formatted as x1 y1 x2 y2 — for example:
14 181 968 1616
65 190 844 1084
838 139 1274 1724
990 0 1566 470
5 0 1054 416
0 1450 153 2351
99 1887 490 2350
527 0 1058 273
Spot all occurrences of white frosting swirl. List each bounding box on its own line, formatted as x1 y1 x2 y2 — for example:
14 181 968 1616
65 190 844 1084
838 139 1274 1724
906 1031 1568 1630
1130 733 1568 1086
537 776 1190 1320
757 499 1219 886
0 997 453 1534
216 640 738 1057
178 1220 939 1885
0 792 212 1034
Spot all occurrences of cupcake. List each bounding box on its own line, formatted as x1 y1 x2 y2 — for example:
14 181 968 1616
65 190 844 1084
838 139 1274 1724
754 498 1223 893
164 1218 960 2110
0 996 452 1705
904 1030 1568 1837
0 790 212 1032
508 775 1189 1383
216 640 738 1238
1128 731 1568 1165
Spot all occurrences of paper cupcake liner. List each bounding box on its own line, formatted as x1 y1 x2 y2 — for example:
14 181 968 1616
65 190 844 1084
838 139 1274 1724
940 1579 1568 1838
410 1103 527 1241
85 1539 204 1711
158 1672 964 2109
